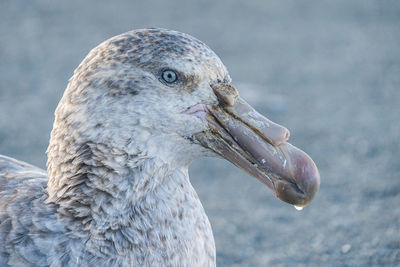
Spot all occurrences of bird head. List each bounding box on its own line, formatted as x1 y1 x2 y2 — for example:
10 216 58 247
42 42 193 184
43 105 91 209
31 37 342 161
53 28 319 208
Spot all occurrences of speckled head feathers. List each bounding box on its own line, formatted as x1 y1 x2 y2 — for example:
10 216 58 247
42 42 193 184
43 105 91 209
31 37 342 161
108 28 219 67
48 28 231 183
71 28 229 97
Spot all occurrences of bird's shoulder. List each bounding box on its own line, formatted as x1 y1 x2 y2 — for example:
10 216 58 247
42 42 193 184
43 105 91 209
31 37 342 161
0 155 68 266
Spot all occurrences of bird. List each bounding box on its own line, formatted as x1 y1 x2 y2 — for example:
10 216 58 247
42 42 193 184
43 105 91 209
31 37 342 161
0 28 320 266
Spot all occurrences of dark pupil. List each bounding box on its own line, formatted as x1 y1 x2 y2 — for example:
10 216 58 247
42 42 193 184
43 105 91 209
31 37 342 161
163 70 176 83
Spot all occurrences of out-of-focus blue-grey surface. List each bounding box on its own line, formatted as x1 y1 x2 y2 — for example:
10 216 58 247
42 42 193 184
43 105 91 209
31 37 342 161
0 0 399 265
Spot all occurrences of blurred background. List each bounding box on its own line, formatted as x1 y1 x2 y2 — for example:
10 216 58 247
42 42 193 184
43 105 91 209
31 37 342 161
0 0 399 265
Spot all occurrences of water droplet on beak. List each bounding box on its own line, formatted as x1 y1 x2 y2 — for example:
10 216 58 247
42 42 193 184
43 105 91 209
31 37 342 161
294 205 303 211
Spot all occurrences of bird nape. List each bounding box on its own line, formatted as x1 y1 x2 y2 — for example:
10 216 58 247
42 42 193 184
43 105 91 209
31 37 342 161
0 28 319 266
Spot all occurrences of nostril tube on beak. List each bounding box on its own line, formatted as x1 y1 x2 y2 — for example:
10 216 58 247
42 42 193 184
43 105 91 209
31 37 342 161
211 82 290 146
223 97 291 146
212 83 239 107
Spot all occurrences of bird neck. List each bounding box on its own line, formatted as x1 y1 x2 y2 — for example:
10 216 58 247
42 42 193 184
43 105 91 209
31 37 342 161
46 141 215 264
46 139 189 230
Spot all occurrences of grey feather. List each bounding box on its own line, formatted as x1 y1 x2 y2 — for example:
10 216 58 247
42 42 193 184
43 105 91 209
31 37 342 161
0 155 69 266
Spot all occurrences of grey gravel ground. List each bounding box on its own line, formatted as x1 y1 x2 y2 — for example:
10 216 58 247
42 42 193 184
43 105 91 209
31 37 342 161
1 0 399 266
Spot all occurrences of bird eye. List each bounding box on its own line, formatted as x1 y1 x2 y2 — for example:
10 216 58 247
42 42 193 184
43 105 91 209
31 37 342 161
161 69 178 84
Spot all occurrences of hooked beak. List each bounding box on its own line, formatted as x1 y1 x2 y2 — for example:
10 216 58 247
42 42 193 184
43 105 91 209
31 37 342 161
191 83 320 208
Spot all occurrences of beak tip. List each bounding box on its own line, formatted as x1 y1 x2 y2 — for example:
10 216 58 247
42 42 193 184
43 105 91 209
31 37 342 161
297 151 320 206
300 166 320 207
274 145 320 207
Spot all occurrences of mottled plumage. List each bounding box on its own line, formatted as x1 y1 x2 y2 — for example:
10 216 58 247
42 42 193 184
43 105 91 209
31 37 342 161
1 28 224 266
0 28 319 267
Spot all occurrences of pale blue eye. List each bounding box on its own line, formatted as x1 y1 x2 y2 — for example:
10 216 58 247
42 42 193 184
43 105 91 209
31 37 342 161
161 70 177 83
